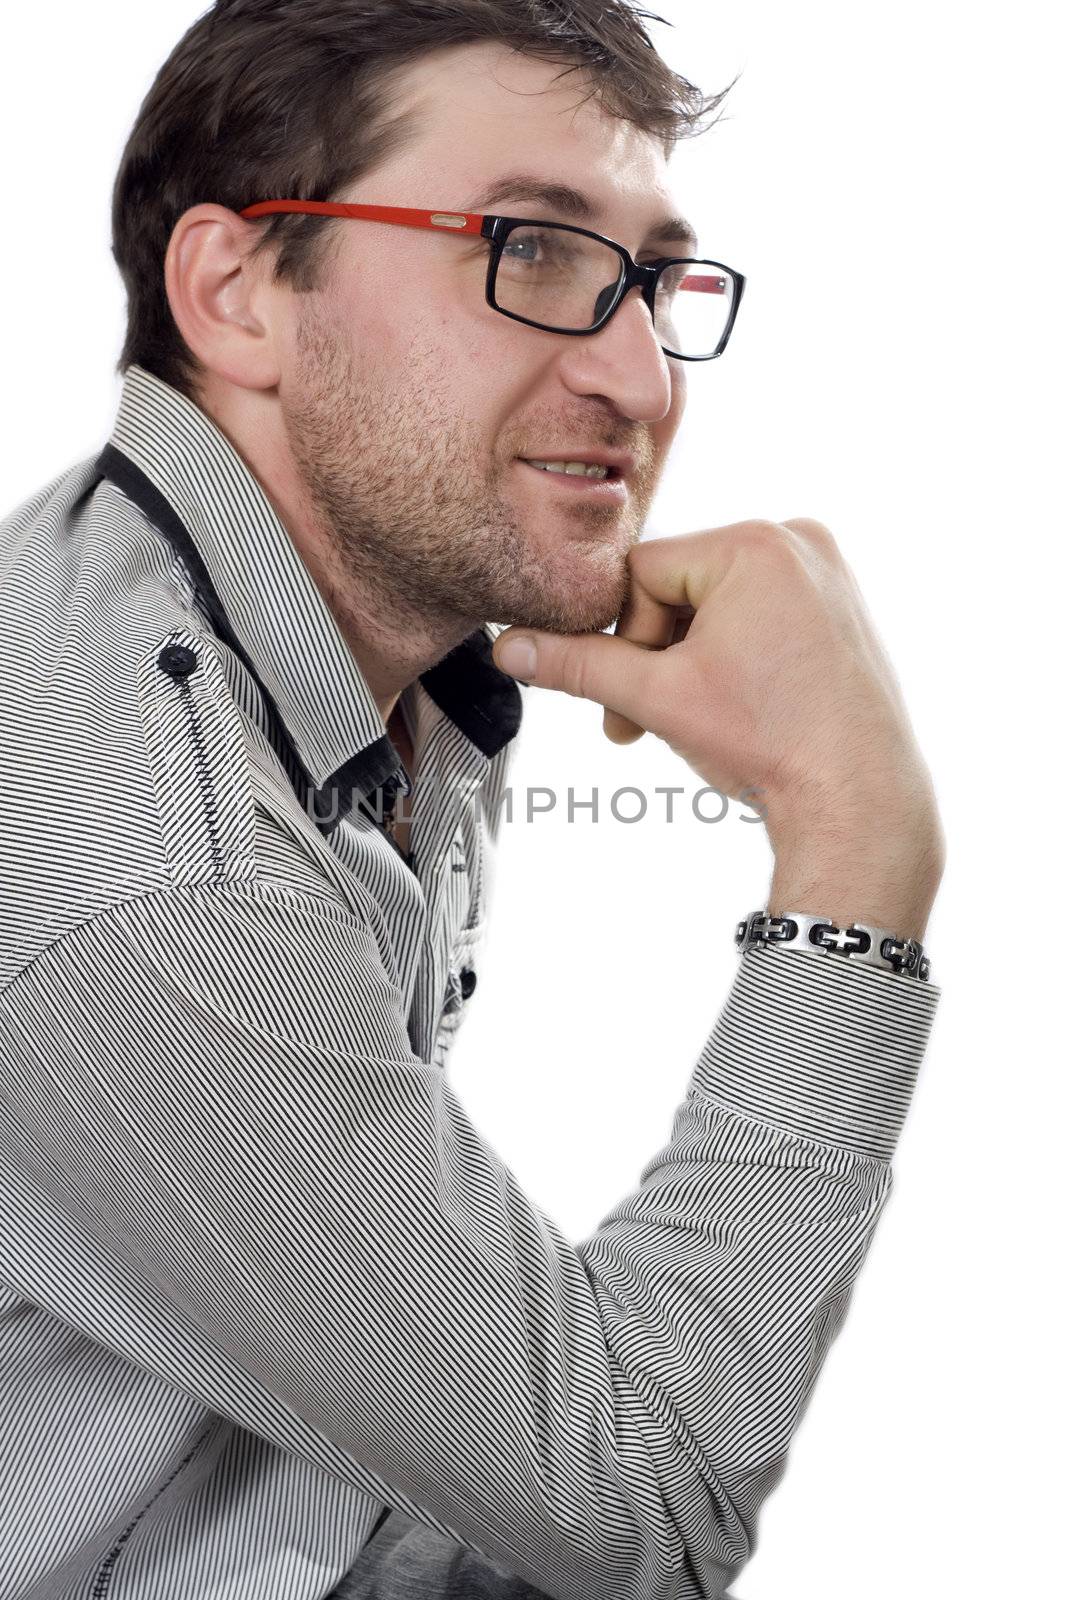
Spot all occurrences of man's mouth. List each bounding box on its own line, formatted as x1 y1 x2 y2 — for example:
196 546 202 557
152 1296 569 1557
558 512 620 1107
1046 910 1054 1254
522 459 615 481
515 459 628 500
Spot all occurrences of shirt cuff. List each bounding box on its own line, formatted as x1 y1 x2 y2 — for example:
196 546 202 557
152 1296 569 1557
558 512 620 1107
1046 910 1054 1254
689 944 943 1163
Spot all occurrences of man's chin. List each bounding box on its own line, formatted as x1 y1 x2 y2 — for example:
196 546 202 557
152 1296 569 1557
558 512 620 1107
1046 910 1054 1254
498 592 625 637
478 526 633 635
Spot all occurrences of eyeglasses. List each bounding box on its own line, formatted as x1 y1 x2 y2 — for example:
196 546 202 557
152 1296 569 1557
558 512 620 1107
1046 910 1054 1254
239 200 746 362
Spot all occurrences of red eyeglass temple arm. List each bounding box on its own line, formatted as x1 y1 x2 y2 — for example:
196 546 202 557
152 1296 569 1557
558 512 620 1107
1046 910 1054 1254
241 198 486 234
238 200 728 294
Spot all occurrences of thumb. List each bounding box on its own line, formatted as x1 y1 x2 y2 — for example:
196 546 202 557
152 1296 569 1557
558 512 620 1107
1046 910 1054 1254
492 626 662 730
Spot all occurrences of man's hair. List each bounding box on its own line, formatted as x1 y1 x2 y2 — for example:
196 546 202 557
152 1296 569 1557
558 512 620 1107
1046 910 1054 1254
111 0 734 401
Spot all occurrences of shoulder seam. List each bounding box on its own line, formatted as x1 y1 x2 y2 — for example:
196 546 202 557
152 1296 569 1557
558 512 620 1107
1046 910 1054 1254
0 873 366 1004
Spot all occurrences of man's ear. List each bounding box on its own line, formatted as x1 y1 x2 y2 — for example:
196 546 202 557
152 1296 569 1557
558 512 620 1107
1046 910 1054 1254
164 205 281 392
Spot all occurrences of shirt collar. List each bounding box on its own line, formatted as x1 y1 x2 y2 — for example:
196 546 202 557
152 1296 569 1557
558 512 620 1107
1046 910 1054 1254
96 365 522 813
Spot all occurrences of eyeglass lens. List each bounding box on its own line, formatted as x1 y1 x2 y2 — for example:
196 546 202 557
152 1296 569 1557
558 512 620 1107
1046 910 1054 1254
495 225 736 359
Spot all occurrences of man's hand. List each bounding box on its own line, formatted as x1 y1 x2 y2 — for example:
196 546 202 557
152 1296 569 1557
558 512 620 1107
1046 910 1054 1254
492 518 945 938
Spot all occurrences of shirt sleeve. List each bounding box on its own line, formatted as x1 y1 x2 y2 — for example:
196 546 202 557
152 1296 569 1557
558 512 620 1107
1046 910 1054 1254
0 876 941 1600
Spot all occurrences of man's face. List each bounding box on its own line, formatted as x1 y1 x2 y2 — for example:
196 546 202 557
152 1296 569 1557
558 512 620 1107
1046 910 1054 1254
276 40 690 639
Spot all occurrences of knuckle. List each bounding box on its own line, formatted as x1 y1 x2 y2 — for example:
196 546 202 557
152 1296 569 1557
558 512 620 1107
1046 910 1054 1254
733 519 801 567
782 516 840 555
741 518 787 543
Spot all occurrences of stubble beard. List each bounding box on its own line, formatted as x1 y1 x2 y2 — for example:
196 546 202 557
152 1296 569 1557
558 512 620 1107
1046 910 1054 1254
281 298 641 648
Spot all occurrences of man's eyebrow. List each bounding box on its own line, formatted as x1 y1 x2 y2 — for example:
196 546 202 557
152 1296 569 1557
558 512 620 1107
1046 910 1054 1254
468 174 700 255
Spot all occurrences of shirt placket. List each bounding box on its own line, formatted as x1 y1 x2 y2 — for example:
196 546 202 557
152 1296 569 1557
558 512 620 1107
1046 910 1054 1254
403 688 490 1064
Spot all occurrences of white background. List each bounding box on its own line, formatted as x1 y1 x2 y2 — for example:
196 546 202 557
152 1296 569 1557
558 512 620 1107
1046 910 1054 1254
2 2 1063 1596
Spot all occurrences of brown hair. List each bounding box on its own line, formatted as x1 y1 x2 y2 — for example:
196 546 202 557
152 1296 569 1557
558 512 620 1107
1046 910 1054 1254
111 0 735 400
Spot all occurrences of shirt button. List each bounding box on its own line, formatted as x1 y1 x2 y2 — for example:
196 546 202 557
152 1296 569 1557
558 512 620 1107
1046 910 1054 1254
157 644 199 678
459 967 477 1000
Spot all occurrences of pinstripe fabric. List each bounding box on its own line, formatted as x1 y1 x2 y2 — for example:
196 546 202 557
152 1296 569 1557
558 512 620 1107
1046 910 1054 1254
0 365 941 1600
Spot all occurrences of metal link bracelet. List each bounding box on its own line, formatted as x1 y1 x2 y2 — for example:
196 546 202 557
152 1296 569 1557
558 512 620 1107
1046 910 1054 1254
735 909 932 982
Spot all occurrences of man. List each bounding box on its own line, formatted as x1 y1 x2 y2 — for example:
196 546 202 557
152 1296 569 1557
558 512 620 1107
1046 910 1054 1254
0 2 944 1597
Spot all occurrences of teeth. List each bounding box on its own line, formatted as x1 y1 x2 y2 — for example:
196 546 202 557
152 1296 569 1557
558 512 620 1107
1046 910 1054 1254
526 459 611 480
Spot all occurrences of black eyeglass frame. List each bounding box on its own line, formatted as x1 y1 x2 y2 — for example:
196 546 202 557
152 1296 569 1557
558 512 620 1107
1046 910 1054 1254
238 199 746 362
482 214 747 362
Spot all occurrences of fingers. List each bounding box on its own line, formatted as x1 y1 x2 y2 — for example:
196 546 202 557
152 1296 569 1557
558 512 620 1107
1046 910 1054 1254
492 624 666 735
623 525 740 612
604 561 681 744
602 529 736 741
491 525 747 741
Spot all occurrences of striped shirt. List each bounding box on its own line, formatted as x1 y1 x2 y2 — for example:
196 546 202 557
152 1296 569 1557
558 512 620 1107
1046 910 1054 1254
0 364 942 1600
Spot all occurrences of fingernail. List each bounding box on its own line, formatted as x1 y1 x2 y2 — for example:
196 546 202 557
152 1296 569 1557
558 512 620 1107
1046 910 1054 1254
496 634 537 681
